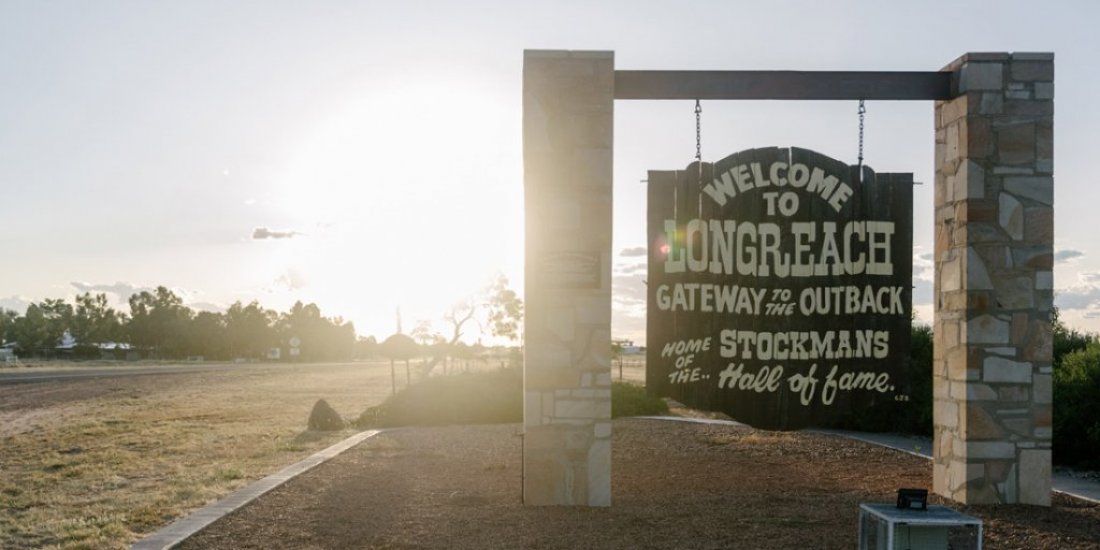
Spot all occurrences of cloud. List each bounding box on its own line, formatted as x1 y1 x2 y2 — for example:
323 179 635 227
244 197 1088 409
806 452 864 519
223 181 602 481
263 269 307 293
619 246 647 257
71 281 153 301
1056 285 1100 311
612 273 647 307
278 270 307 290
1055 249 1084 263
252 227 301 240
912 277 934 307
0 296 30 314
190 302 226 313
615 262 647 275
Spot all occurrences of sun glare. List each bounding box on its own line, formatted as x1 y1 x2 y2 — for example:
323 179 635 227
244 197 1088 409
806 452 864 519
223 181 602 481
269 77 522 337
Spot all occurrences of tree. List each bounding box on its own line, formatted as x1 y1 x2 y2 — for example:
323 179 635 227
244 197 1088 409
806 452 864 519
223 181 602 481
277 301 355 361
1053 305 1095 368
0 308 17 345
71 292 125 346
355 335 378 359
483 274 523 343
186 311 229 359
128 287 193 358
1053 342 1100 468
407 320 438 346
225 301 277 360
10 300 71 356
11 304 49 355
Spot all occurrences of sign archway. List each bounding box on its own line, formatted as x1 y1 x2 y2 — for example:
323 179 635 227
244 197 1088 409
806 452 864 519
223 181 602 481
522 50 1054 507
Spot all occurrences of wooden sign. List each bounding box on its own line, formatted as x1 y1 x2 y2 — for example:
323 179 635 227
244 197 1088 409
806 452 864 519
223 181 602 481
646 147 913 430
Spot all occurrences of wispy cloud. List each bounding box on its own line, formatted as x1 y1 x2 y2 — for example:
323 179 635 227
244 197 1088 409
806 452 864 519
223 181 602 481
252 227 301 240
263 269 307 293
1056 286 1100 311
276 270 307 290
615 262 647 275
1055 272 1100 318
1055 249 1084 263
619 246 647 257
71 281 152 301
190 302 226 313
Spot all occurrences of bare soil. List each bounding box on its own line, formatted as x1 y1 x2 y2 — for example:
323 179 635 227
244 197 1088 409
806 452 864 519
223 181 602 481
179 419 1100 549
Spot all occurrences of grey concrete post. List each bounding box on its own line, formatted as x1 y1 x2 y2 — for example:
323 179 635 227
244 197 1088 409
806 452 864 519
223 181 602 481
933 52 1054 505
522 50 614 506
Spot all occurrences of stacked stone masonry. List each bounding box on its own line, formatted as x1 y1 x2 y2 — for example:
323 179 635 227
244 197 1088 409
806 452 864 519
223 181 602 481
933 52 1054 505
522 50 614 506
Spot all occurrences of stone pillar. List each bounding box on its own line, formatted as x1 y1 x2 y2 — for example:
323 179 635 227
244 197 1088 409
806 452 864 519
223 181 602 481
522 50 613 506
933 53 1054 505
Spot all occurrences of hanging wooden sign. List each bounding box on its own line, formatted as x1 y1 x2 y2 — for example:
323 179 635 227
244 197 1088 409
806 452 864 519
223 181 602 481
646 147 913 430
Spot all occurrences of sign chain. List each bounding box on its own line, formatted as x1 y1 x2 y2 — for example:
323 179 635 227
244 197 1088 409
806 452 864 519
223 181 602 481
857 99 866 181
694 99 702 162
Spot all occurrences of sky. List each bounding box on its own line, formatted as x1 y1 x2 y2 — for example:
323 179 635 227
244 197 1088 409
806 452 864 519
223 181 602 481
1 1 1098 345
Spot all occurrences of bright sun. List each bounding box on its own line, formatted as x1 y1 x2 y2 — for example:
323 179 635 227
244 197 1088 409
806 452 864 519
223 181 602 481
268 77 522 337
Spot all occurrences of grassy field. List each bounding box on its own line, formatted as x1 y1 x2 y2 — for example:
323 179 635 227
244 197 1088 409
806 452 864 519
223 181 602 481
0 361 399 549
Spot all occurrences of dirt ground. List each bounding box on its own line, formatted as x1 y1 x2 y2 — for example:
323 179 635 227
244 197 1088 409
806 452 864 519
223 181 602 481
179 419 1100 550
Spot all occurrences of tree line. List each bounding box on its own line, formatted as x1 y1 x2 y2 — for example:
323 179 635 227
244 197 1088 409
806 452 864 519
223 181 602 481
0 286 355 361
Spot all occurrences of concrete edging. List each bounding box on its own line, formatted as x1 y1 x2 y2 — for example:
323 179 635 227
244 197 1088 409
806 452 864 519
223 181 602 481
131 429 382 550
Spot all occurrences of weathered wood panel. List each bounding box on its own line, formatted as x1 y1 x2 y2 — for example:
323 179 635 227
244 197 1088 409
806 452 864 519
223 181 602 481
646 147 913 430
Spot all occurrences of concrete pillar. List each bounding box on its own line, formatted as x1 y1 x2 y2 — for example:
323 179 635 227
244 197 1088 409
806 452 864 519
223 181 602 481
522 50 614 506
933 53 1054 505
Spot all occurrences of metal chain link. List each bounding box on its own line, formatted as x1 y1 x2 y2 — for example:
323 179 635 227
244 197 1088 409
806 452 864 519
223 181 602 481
694 99 702 162
857 99 866 169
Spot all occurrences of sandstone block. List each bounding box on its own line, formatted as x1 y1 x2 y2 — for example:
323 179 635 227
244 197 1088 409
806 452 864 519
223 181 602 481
960 62 1003 91
998 193 1024 240
1011 60 1054 81
984 356 1033 383
979 93 1003 115
966 247 994 289
1034 82 1054 99
587 439 611 506
967 440 1016 459
1033 373 1052 404
962 404 1006 439
1019 449 1051 505
997 123 1036 164
965 314 1010 344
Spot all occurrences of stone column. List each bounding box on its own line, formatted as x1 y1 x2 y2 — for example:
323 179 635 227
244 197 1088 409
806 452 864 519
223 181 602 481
522 50 614 506
933 53 1054 505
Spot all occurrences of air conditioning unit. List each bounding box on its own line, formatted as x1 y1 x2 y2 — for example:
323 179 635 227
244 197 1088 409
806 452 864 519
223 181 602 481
858 503 982 550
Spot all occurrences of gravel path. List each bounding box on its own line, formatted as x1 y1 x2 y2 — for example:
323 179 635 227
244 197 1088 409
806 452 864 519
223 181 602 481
179 419 1100 549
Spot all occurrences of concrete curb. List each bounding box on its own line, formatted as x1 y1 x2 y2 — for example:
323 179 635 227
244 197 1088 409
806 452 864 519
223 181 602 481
131 429 382 550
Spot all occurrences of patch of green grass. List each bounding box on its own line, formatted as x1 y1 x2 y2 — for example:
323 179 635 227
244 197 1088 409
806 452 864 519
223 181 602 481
355 370 668 427
356 368 523 427
611 382 669 418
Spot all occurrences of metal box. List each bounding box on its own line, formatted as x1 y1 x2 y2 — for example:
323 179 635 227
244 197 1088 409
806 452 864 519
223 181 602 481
859 503 982 550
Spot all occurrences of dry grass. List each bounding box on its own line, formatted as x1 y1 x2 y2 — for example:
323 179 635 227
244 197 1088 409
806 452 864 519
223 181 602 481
0 361 398 549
